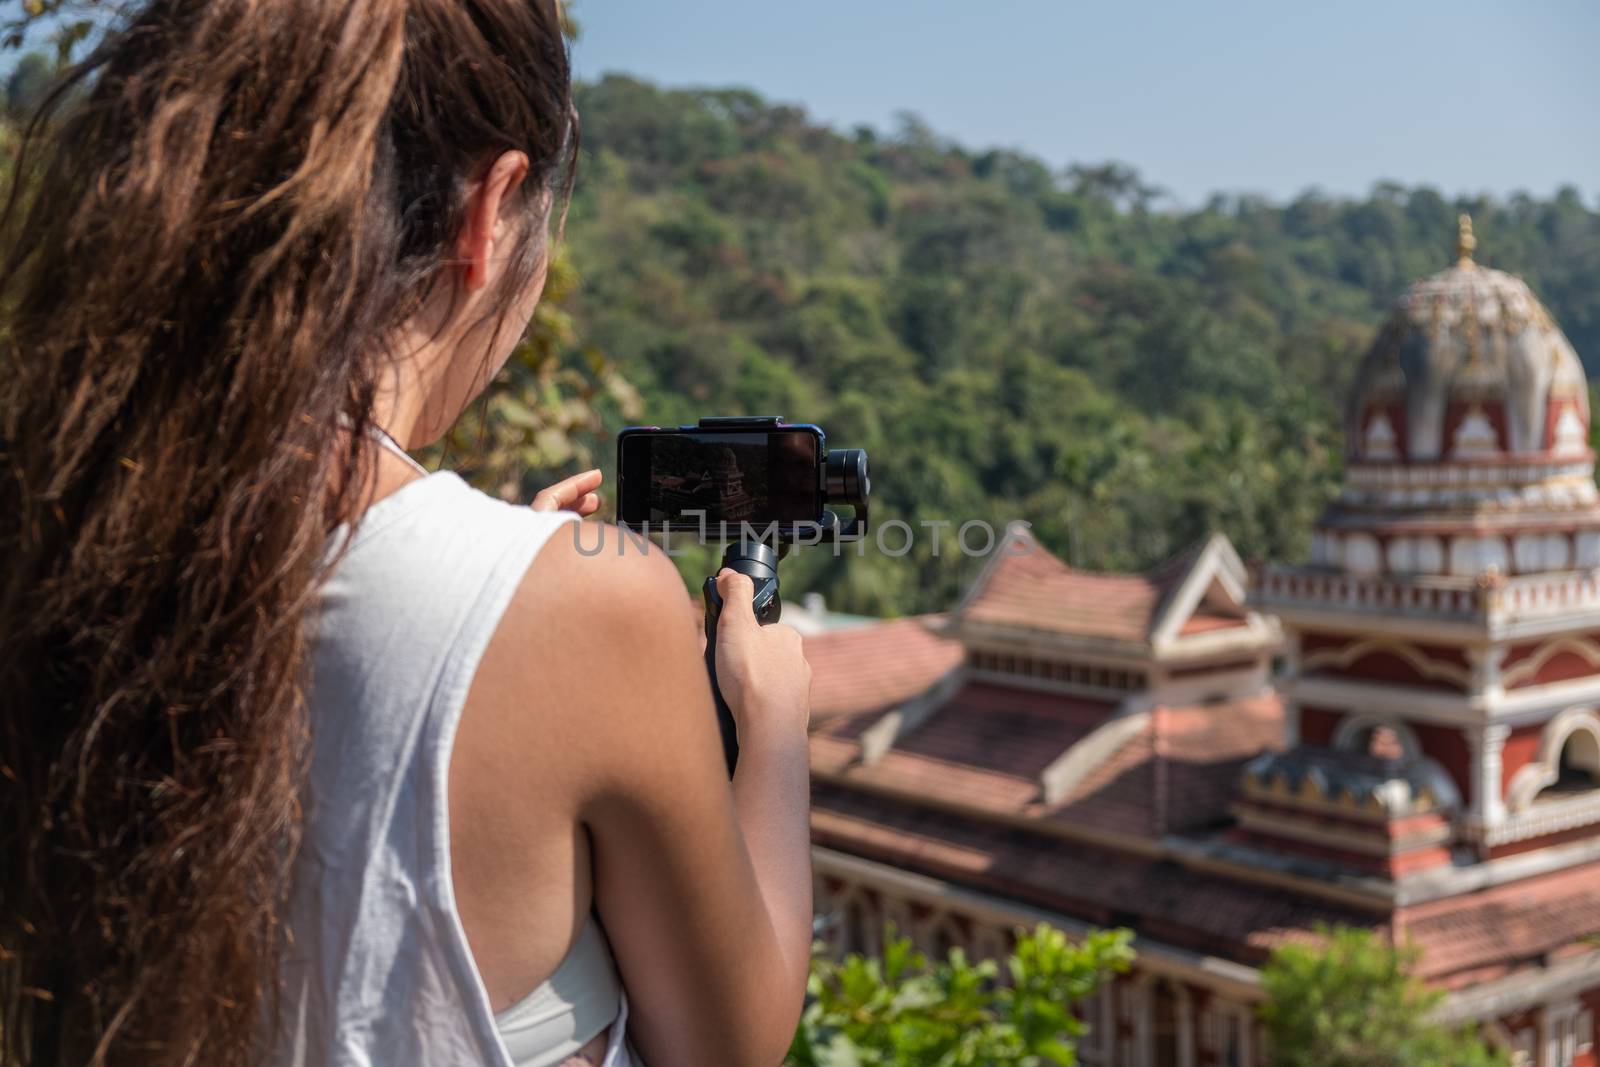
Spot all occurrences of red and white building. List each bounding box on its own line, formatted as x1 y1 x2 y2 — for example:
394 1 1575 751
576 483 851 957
802 219 1600 1066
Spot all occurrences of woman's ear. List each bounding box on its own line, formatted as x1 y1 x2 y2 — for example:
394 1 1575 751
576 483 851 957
457 150 531 292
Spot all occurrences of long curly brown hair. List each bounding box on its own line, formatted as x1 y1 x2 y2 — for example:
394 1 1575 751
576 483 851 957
0 2 575 1063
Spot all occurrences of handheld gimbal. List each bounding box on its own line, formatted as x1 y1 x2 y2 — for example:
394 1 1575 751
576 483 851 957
697 417 869 776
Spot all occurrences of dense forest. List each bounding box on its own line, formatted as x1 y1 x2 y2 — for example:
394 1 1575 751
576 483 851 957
558 75 1600 615
2 44 1597 616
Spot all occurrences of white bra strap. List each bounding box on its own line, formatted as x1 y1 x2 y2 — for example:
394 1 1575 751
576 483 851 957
366 423 430 477
334 411 432 478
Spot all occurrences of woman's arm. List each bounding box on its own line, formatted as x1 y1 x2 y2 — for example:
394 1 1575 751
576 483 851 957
511 527 813 1067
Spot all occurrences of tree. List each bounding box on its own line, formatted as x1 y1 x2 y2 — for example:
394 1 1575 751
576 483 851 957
788 923 1135 1067
1259 926 1508 1067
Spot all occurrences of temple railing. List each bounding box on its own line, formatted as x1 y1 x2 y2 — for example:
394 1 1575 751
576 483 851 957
1252 566 1600 625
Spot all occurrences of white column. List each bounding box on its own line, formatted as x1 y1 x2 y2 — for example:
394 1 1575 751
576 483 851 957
1470 723 1510 829
1468 644 1506 700
1177 986 1196 1067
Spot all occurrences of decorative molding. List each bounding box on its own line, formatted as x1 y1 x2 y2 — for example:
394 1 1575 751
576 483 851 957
1301 636 1473 688
858 667 968 765
1233 806 1451 856
1487 788 1600 845
1151 533 1282 664
1256 566 1600 642
1040 706 1149 805
1242 744 1462 818
1500 635 1600 690
1342 456 1596 493
1286 672 1600 730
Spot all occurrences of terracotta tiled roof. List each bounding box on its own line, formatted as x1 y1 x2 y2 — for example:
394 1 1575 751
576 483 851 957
803 615 963 721
962 547 1162 644
1054 696 1285 837
893 682 1115 780
1398 859 1600 983
810 679 1283 841
810 682 1117 809
811 783 1363 963
816 778 1600 985
958 532 1206 646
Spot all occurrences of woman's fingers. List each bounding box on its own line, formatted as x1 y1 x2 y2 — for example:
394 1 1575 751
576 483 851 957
531 468 603 512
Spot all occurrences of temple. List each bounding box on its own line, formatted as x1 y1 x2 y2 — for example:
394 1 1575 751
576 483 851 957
804 218 1600 1067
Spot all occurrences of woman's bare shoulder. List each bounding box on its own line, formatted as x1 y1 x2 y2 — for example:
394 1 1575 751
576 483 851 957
467 521 712 796
525 522 693 621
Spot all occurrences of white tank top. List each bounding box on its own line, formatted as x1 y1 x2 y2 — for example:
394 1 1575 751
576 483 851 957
277 465 639 1067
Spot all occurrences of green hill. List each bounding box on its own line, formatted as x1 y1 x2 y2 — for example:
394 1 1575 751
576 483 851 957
563 75 1600 615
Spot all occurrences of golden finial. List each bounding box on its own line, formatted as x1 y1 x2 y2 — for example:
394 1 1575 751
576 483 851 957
1456 213 1477 268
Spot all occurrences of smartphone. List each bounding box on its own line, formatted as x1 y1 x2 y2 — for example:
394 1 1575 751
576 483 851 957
617 420 826 534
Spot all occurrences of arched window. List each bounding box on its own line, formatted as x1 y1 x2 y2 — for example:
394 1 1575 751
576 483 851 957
1536 730 1600 802
1507 709 1600 812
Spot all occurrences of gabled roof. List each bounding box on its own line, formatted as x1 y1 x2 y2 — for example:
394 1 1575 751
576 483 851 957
809 682 1283 841
949 526 1271 657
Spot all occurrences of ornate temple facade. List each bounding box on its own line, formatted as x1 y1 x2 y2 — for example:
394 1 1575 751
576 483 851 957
803 220 1600 1067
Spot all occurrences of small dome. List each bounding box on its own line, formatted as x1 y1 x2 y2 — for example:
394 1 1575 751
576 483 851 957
1346 215 1587 463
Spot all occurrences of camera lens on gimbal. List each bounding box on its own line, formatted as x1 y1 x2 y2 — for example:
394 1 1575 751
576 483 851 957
825 448 870 505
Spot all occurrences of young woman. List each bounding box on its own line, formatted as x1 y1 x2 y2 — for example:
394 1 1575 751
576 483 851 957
0 3 813 1066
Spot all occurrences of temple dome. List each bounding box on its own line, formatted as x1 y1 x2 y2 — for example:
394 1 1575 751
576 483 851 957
1312 217 1600 579
1346 216 1588 465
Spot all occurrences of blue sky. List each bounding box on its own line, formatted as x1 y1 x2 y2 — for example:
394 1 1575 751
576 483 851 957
572 0 1598 207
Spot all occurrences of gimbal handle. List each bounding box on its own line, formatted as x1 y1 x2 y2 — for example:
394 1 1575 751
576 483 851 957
701 539 782 777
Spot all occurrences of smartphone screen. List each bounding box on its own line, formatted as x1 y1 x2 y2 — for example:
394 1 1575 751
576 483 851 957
618 426 823 530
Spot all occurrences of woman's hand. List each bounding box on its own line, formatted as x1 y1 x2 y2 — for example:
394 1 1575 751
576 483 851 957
711 569 811 743
530 468 603 516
